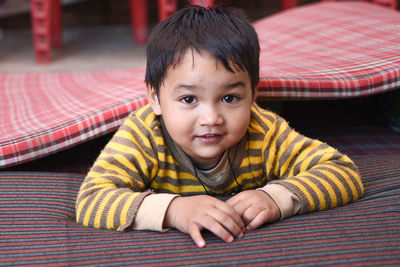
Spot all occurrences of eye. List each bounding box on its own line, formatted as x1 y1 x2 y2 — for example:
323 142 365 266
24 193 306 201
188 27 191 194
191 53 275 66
180 96 197 104
222 95 239 103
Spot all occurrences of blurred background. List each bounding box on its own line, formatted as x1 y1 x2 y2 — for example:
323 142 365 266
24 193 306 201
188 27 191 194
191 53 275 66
0 0 317 72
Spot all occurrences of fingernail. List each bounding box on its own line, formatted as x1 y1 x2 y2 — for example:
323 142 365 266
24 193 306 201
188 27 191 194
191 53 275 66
227 236 234 243
197 240 206 248
239 232 244 238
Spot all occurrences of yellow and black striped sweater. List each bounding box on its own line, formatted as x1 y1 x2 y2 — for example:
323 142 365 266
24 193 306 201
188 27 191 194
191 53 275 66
76 104 363 231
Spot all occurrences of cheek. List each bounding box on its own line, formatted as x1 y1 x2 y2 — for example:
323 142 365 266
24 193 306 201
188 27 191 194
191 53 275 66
162 110 194 139
227 111 251 141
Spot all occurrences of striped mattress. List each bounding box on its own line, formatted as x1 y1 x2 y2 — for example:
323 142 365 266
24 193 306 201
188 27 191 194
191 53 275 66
0 153 399 266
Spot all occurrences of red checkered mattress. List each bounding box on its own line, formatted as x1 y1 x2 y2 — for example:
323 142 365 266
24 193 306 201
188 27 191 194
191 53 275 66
1 1 400 169
0 69 148 168
256 2 400 99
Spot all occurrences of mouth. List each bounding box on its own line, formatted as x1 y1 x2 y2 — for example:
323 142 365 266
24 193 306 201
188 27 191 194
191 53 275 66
196 134 223 144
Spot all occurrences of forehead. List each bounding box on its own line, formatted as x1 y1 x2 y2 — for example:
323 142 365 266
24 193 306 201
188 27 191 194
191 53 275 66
165 49 250 83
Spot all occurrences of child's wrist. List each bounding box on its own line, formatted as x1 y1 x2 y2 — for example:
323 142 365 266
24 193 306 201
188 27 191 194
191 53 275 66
163 196 181 228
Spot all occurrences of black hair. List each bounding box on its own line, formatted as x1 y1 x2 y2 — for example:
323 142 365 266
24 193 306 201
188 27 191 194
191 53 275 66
145 5 260 95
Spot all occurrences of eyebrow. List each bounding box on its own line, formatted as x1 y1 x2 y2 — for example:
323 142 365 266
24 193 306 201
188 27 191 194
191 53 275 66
175 81 246 91
176 84 195 89
224 81 246 89
174 84 197 93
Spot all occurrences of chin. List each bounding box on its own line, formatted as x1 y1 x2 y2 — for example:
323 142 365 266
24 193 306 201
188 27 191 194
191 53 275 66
196 151 225 162
184 145 227 163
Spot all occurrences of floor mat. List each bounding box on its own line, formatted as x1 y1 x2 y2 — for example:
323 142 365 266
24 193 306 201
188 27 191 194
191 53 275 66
0 153 399 266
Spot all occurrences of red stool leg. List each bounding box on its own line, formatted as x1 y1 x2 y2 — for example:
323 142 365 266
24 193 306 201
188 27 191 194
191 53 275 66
158 0 177 21
281 0 298 9
30 0 52 63
191 0 215 7
51 0 62 49
129 0 147 44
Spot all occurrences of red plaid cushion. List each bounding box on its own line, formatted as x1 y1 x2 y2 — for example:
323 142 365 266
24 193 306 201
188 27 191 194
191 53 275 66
256 1 400 99
0 68 147 168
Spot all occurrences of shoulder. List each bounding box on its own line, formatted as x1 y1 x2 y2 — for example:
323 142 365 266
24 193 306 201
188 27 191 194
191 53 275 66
249 103 284 134
123 104 162 133
129 104 159 128
118 104 164 142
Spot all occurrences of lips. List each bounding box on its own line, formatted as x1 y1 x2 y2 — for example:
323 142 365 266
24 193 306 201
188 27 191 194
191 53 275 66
196 134 223 144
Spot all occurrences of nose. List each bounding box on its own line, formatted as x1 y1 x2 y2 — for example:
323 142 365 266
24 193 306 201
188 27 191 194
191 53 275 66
199 104 223 126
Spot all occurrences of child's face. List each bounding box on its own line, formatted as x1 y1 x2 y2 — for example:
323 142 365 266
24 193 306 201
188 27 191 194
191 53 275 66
148 50 255 169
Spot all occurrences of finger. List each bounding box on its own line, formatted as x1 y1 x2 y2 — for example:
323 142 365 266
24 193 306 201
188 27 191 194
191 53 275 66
208 209 244 238
201 216 235 243
214 202 245 233
246 209 270 230
188 224 206 248
228 198 251 216
242 204 261 226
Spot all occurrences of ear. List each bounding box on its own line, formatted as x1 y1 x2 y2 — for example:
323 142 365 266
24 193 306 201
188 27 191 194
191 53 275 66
146 84 162 115
252 86 258 104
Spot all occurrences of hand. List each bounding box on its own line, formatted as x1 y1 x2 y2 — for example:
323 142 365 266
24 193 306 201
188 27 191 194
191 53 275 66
226 190 280 230
163 195 245 248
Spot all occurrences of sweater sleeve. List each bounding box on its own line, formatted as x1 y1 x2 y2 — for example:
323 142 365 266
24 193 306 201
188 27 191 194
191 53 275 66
133 193 180 231
259 183 301 219
75 112 159 231
263 115 364 214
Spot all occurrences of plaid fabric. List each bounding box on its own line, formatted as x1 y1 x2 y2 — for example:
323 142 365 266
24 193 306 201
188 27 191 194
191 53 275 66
0 154 399 266
0 68 148 168
2 1 400 169
256 2 400 99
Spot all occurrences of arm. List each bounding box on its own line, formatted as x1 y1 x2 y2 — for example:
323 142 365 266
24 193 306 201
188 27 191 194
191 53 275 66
75 113 159 231
228 110 363 229
263 116 364 214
